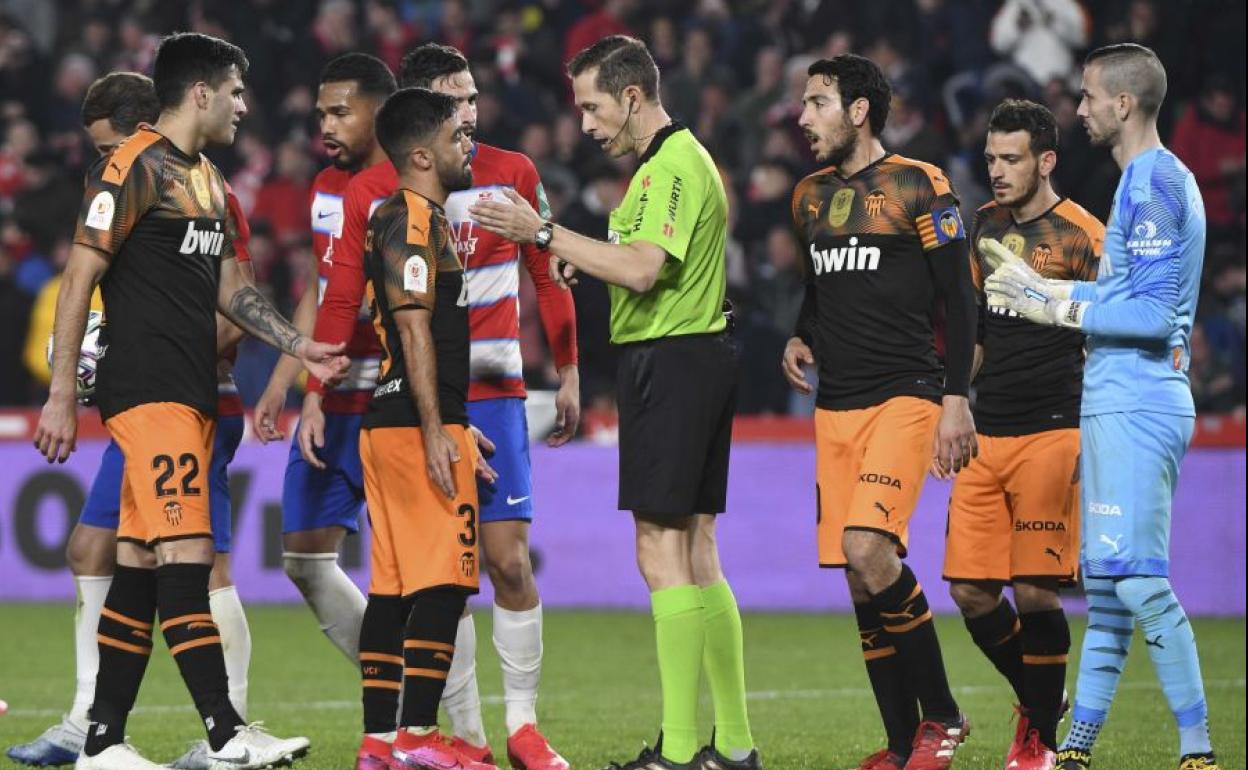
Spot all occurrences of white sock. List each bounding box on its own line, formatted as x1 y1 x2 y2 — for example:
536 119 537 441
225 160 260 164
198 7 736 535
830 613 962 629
441 613 487 746
282 552 366 662
493 603 543 736
209 585 251 719
69 576 112 731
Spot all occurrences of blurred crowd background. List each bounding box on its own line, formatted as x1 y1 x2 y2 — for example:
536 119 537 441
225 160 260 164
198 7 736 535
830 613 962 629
0 0 1243 423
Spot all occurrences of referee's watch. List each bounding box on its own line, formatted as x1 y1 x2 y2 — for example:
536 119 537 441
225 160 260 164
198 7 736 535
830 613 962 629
534 221 554 250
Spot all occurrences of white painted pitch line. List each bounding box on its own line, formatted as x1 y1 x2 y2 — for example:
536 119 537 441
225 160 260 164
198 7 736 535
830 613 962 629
8 678 1243 720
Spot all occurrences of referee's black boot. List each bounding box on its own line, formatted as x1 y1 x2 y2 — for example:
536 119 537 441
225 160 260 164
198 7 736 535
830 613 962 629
597 734 699 770
696 731 763 770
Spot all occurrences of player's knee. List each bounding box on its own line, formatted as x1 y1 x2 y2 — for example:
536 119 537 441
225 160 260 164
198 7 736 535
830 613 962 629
485 548 532 595
949 581 998 617
1013 579 1061 613
209 555 233 592
841 530 891 578
282 555 315 593
1114 576 1175 620
65 528 112 576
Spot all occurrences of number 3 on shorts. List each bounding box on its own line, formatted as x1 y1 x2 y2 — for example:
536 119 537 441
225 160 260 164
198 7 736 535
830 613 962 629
457 503 477 547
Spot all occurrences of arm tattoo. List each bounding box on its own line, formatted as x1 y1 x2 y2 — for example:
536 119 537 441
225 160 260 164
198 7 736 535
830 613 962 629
225 285 303 355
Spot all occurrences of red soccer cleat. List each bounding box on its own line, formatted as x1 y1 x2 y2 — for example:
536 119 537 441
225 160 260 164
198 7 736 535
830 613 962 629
845 748 907 770
449 736 496 765
904 713 971 770
391 730 499 770
1005 724 1057 770
355 735 392 770
506 724 570 770
1005 706 1031 767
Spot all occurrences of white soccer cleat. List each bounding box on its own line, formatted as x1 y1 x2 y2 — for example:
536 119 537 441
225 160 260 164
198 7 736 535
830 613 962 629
74 742 168 770
7 717 87 766
169 740 211 770
205 724 310 770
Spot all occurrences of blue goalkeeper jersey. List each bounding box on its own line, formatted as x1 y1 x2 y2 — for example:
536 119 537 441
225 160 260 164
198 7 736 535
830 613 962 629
1070 148 1206 417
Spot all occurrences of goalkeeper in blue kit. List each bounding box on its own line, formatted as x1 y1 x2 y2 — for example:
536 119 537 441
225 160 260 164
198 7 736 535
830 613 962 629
983 44 1219 770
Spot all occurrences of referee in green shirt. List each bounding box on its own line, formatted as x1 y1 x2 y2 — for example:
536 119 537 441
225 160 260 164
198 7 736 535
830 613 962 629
471 35 760 770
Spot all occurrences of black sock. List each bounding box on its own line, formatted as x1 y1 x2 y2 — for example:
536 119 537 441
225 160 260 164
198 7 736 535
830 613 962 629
84 565 158 756
360 594 406 734
157 563 243 751
399 587 467 729
1020 609 1070 749
964 597 1025 701
874 565 959 721
855 603 919 758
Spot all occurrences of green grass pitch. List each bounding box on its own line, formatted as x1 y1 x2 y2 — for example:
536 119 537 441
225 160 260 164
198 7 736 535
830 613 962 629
0 606 1242 769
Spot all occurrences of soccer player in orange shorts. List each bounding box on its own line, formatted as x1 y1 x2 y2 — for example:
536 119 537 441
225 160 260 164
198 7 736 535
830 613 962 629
349 87 495 770
943 99 1101 770
783 55 979 770
33 32 347 770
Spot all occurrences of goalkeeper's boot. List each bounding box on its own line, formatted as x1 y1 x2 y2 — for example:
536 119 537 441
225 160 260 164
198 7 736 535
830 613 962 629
1054 749 1091 770
1178 754 1219 770
695 745 762 770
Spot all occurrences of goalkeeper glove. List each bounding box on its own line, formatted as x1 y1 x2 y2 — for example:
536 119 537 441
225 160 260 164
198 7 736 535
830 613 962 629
980 237 1087 328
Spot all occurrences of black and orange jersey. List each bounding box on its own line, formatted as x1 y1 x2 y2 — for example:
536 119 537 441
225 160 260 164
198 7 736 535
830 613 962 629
791 154 969 410
971 199 1103 435
73 127 237 420
362 188 469 429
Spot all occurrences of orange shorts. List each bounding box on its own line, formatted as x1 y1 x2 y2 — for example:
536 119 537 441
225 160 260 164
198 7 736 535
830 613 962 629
815 397 941 566
944 429 1080 583
105 402 215 546
360 425 480 597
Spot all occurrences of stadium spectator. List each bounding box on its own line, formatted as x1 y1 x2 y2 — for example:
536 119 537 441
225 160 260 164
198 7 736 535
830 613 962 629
1171 76 1246 232
990 0 1090 88
0 0 1240 418
563 0 636 71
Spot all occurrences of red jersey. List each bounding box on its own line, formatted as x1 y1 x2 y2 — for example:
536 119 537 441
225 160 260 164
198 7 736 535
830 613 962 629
309 165 379 413
217 187 250 418
311 143 577 402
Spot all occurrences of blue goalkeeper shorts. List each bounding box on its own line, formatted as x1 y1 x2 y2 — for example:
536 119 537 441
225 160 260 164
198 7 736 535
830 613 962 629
79 414 244 553
1080 411 1194 578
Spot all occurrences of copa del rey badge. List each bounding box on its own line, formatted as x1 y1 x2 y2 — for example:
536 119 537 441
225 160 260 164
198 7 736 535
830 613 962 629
404 255 429 294
85 191 115 230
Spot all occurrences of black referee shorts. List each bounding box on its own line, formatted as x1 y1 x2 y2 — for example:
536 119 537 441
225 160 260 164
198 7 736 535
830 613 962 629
616 331 738 517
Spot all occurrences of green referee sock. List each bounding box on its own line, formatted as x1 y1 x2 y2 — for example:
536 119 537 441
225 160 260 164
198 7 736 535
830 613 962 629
702 580 754 759
651 584 705 764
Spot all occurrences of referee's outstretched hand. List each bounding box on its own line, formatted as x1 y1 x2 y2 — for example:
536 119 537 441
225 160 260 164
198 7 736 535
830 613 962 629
782 336 815 395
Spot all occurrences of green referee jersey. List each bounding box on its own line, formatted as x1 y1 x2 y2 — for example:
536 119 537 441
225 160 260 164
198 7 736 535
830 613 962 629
606 122 728 344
